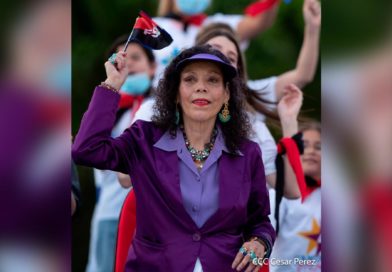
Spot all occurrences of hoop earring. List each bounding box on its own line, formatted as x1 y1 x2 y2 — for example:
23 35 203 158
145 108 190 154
218 102 231 123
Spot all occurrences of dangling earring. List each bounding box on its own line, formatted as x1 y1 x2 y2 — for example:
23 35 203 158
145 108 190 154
175 104 180 125
218 102 231 123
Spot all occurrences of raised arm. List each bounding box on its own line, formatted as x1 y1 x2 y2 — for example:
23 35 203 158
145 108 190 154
275 0 320 100
276 84 303 198
72 52 133 172
236 0 281 41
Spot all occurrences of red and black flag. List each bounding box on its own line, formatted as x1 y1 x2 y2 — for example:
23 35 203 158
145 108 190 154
127 11 173 50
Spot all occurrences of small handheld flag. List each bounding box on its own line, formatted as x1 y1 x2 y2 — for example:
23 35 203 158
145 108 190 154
123 11 173 52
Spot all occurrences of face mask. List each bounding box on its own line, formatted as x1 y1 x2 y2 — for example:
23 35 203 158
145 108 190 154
175 0 211 15
47 57 71 97
120 73 151 95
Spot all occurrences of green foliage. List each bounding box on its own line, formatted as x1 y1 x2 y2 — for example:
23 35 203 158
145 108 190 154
322 0 392 56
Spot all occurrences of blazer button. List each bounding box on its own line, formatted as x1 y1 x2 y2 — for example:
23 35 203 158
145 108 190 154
192 232 201 241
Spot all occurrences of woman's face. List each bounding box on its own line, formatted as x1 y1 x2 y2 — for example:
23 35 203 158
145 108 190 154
206 36 238 68
117 43 155 77
301 129 321 179
178 61 229 125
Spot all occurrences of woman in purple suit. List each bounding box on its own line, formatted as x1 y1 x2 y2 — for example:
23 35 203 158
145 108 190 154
72 45 275 272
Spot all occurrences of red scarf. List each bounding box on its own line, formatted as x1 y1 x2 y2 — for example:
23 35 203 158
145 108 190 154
118 92 144 120
184 14 207 26
277 137 310 202
245 0 280 17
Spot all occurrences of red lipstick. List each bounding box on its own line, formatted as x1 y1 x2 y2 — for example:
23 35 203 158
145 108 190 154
192 98 210 106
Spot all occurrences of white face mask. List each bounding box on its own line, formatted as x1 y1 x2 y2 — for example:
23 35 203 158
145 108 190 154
175 0 211 15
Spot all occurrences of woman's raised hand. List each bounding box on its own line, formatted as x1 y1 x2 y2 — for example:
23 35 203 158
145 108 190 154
104 52 129 90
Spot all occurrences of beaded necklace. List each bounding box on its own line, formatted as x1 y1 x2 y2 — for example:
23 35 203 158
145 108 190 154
181 126 217 164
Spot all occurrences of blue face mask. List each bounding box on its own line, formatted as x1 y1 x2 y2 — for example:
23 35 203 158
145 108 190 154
120 73 151 95
175 0 211 15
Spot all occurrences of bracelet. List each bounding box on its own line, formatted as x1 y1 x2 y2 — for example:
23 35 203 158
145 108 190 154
250 237 268 256
99 81 119 93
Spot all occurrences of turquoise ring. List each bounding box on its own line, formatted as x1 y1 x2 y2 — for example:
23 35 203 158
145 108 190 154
108 53 117 65
239 247 248 256
249 250 257 260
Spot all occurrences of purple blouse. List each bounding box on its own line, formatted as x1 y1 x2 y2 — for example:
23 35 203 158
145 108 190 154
154 127 242 228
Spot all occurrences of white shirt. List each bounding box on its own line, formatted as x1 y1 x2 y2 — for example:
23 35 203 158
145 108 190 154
92 109 132 221
87 109 134 272
268 189 321 272
247 76 278 115
247 111 277 176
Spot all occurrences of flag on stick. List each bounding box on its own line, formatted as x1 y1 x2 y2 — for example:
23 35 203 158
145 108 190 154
124 11 173 51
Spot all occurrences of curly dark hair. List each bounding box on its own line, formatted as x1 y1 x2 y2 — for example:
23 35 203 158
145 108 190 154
152 45 251 154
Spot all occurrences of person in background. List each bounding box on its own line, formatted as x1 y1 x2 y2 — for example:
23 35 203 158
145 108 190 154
268 121 321 272
196 0 320 113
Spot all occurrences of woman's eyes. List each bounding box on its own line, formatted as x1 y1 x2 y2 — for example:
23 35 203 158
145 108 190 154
182 75 221 84
208 76 221 84
183 76 196 82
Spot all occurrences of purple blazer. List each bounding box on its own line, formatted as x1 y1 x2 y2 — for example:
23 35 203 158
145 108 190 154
72 87 275 272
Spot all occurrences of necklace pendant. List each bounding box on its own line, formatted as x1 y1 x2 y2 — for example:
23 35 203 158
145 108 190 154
182 126 217 165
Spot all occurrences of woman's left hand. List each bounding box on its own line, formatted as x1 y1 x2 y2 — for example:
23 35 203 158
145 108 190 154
231 240 265 272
